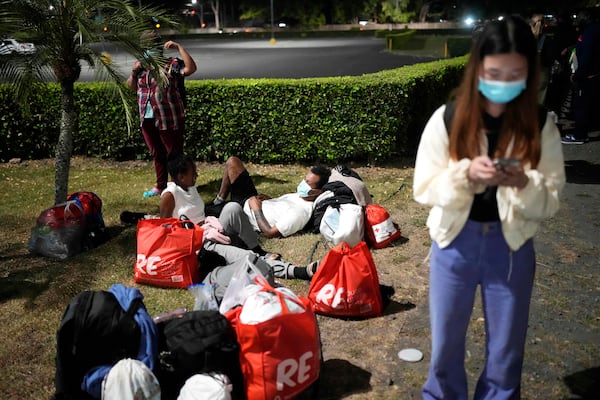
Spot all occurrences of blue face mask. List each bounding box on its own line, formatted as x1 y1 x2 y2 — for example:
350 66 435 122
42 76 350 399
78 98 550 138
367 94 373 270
478 78 526 104
297 180 312 198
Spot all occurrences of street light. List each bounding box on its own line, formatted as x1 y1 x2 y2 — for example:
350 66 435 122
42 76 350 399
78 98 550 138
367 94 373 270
190 0 205 28
269 0 276 45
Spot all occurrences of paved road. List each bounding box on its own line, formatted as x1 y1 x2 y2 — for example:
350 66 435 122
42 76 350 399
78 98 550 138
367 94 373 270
83 37 438 81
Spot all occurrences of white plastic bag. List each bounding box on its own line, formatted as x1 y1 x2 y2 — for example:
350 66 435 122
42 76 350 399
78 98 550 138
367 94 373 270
239 286 304 325
189 283 219 311
102 358 161 400
319 203 364 248
218 255 270 314
177 373 232 400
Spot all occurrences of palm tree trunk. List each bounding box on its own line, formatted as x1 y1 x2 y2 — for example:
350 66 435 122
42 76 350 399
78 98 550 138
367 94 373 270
54 80 77 205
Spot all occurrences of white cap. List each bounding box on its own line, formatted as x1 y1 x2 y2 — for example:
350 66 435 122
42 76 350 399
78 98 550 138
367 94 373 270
177 373 233 400
102 358 161 400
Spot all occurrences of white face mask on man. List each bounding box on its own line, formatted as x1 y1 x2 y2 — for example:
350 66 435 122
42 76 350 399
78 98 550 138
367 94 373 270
296 180 312 197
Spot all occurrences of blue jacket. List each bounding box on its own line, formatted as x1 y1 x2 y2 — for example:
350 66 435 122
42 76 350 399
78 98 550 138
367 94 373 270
80 284 158 398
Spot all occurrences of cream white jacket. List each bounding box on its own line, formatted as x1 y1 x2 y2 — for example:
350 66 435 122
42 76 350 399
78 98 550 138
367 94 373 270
413 105 566 251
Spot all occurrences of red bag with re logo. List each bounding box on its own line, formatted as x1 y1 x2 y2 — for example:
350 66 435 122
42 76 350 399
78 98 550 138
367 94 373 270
225 278 321 399
134 218 203 288
308 241 382 318
364 203 401 249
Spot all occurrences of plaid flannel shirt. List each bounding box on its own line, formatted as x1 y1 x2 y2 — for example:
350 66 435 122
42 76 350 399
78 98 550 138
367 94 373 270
135 57 185 131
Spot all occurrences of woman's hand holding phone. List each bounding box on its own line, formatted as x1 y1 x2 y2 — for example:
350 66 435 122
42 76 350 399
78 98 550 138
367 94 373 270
494 158 529 189
468 157 528 189
468 156 502 186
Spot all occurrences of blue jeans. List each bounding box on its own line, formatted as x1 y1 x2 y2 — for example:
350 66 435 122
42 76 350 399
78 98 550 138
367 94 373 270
422 220 535 400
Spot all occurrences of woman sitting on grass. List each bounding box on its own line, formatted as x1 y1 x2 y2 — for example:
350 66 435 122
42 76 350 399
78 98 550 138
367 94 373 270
159 152 268 256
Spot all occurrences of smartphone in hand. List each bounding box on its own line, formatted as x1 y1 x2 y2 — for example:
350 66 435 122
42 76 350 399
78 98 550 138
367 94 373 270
493 158 521 170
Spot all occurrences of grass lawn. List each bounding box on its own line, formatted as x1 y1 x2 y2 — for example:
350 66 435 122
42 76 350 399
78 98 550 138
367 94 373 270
0 156 431 399
0 155 597 399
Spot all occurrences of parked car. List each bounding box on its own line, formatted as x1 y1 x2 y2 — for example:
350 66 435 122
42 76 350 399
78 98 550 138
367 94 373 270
0 38 36 55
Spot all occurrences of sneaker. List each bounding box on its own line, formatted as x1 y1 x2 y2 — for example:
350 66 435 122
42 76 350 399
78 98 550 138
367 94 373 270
120 211 147 224
264 252 282 261
561 134 587 145
307 260 320 278
143 187 161 198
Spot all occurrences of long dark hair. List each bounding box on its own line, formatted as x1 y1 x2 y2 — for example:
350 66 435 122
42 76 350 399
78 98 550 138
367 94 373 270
449 15 542 167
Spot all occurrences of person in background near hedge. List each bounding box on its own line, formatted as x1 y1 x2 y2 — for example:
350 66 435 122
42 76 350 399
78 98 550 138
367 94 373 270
211 156 331 238
127 32 197 198
562 8 600 144
530 13 552 104
413 16 565 399
542 12 578 118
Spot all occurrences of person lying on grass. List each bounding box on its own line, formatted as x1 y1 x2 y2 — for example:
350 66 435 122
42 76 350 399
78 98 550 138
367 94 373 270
211 156 331 238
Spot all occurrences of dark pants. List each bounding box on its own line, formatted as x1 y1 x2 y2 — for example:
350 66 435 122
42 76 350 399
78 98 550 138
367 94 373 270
573 75 600 140
230 170 258 205
141 119 184 190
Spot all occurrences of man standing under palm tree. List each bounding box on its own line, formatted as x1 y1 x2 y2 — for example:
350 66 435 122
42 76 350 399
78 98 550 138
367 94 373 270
1 1 179 205
127 32 197 198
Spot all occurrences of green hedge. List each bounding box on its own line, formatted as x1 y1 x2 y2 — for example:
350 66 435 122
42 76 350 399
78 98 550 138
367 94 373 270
385 30 417 50
446 36 472 57
0 56 467 164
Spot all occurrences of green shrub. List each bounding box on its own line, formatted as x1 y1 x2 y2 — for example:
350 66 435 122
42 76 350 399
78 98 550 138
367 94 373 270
446 36 472 57
385 29 417 50
0 56 467 164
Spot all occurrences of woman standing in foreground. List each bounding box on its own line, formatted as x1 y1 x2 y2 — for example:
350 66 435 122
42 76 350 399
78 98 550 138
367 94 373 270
413 16 565 400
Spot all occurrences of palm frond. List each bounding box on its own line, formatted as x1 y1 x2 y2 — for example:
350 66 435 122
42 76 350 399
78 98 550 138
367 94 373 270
1 0 184 204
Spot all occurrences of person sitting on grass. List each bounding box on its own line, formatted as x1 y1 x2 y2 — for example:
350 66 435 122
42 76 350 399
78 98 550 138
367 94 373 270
158 152 275 257
159 152 317 281
211 156 331 238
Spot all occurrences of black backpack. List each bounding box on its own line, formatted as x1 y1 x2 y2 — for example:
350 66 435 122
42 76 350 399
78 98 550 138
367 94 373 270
307 165 364 234
156 310 244 399
53 290 142 400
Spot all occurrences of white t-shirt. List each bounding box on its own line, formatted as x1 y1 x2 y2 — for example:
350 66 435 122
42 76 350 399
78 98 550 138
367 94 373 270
161 182 205 224
243 193 314 237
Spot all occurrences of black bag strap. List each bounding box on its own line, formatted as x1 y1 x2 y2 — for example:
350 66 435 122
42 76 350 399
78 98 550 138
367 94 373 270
444 100 548 134
306 240 323 266
443 100 456 133
116 297 142 339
